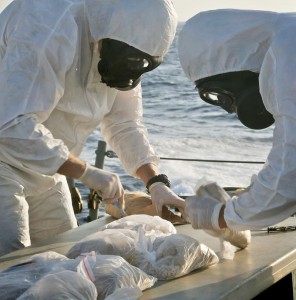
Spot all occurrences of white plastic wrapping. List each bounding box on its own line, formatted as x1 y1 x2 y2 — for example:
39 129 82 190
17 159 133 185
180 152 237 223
1 250 156 300
131 229 219 280
17 270 98 300
0 251 76 299
90 254 157 300
103 214 176 236
66 229 137 262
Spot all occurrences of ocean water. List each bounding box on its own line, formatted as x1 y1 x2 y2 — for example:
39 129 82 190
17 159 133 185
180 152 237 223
77 23 273 222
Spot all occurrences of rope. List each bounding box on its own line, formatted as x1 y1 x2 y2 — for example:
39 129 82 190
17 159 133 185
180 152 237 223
105 150 265 165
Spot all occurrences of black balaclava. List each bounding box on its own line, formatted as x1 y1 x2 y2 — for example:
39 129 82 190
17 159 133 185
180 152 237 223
195 71 274 130
98 39 163 91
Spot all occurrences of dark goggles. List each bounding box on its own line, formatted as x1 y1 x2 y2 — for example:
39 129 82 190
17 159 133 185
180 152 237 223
197 86 236 113
195 71 274 130
121 55 158 73
98 39 162 90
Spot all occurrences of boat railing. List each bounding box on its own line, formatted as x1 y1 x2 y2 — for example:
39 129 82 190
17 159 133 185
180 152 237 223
69 140 267 222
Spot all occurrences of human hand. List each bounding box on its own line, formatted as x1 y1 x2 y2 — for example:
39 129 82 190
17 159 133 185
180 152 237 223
79 164 124 206
149 183 186 216
184 186 224 230
184 182 251 249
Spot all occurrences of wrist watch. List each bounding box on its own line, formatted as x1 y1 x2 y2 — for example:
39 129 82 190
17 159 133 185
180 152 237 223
146 174 171 193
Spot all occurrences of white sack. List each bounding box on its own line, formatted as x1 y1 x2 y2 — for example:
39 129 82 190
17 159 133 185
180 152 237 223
66 228 137 262
17 270 97 300
103 214 176 236
132 230 219 280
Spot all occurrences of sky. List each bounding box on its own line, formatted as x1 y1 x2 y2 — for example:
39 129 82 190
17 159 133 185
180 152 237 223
173 0 296 21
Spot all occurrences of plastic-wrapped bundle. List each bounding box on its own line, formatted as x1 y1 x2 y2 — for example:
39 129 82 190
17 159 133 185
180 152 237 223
105 191 187 225
66 229 136 262
132 230 219 280
1 250 155 300
17 270 97 300
103 214 176 236
90 254 157 300
0 251 74 299
191 180 251 259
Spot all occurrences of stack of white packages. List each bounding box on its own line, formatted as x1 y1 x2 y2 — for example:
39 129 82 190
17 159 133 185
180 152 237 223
1 214 219 299
67 214 219 281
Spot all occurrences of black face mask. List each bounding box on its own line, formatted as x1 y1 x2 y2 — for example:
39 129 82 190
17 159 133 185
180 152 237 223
195 71 275 130
98 39 163 91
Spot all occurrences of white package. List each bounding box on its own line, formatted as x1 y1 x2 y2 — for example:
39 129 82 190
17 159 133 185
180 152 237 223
17 270 97 300
91 254 157 300
66 228 136 262
103 214 176 236
132 230 219 280
0 251 73 299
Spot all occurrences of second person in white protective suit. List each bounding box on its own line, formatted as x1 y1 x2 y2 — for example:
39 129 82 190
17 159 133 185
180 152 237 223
0 0 184 257
177 9 296 234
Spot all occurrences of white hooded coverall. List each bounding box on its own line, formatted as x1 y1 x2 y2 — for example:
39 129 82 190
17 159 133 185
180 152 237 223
0 0 177 256
178 9 296 231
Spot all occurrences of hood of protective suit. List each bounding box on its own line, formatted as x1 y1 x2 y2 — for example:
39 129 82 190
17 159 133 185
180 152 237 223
85 0 178 57
178 9 279 81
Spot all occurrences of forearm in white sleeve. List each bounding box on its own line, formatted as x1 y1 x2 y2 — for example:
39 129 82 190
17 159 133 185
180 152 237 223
224 41 296 231
100 84 159 176
0 115 70 175
224 118 296 231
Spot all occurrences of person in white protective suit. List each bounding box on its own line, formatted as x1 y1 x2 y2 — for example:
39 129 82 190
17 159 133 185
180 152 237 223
176 9 296 235
0 0 183 257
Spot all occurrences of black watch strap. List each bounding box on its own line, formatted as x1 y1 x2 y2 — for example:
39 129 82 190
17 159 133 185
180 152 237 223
146 174 171 193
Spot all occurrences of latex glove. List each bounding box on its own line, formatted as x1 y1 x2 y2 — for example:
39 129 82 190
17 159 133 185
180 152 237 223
184 183 251 249
149 182 186 216
184 186 224 230
203 182 251 249
79 164 124 206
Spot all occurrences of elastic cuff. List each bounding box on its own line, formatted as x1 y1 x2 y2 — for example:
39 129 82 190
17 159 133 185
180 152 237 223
211 203 224 230
78 163 89 180
148 182 166 193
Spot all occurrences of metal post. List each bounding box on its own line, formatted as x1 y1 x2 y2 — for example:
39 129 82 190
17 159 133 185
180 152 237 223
67 177 83 214
95 140 107 170
87 140 107 222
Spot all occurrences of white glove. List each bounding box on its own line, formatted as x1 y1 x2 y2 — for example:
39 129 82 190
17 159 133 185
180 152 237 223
184 183 251 249
149 182 186 216
184 187 224 230
79 164 124 206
